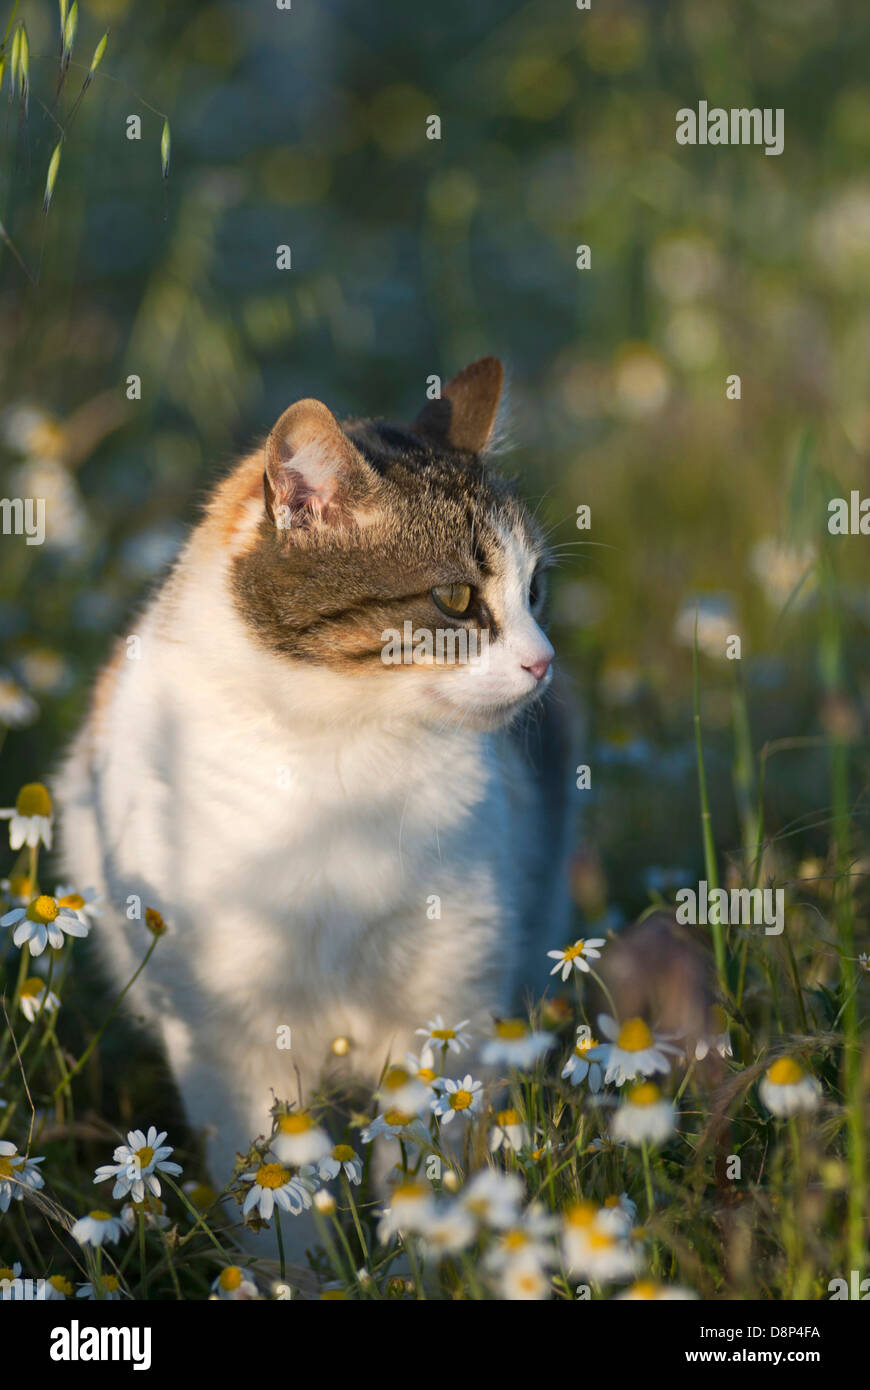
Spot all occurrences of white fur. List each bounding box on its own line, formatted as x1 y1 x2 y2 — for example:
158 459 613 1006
55 505 573 1261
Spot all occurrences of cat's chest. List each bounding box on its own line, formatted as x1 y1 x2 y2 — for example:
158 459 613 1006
164 717 512 917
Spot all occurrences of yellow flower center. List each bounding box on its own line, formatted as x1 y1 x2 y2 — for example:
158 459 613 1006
630 1280 659 1299
21 977 44 998
565 1200 597 1227
50 1275 73 1294
417 1067 436 1082
495 1019 528 1040
26 895 59 924
516 1272 540 1293
431 1028 456 1041
496 1108 521 1126
15 783 52 818
382 1066 411 1091
0 1157 15 1178
628 1081 660 1107
617 1018 654 1051
0 1267 14 1281
383 1108 413 1127
587 1229 615 1251
103 1276 120 1293
562 940 588 961
574 1036 599 1055
331 1036 351 1056
255 1164 289 1190
219 1266 243 1291
393 1181 426 1204
503 1230 528 1251
449 1089 473 1111
768 1057 804 1086
89 1210 113 1221
58 892 84 910
135 1145 155 1168
332 1144 355 1163
277 1112 313 1135
8 874 32 897
604 1194 620 1208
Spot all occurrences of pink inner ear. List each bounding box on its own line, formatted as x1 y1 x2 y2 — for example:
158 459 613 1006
267 430 345 528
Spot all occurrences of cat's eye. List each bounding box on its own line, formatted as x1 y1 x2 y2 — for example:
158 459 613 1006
529 567 546 609
431 583 473 618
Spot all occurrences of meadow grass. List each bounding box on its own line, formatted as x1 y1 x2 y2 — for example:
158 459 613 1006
0 580 866 1302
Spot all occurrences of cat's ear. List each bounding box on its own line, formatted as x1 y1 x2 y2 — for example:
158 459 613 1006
413 356 504 454
264 399 377 532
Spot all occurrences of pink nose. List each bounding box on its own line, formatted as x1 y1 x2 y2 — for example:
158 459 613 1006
522 656 552 682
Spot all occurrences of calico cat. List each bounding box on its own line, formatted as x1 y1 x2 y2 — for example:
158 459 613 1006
56 357 575 1254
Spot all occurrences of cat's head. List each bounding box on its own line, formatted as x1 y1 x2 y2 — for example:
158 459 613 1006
229 358 555 730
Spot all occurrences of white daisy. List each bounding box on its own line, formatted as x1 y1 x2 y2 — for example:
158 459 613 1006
610 1081 676 1146
317 1143 363 1185
561 1030 603 1091
0 873 35 906
212 1266 259 1300
616 1280 698 1300
241 1163 314 1222
53 884 102 925
858 952 870 973
376 1181 437 1242
0 1141 45 1211
420 1204 476 1258
19 975 60 1023
404 1046 438 1085
0 1262 22 1294
758 1057 821 1116
415 1015 472 1055
120 1195 170 1231
71 1210 126 1248
588 1015 681 1086
431 1074 483 1125
360 1110 430 1146
376 1065 430 1115
597 1192 637 1235
500 1261 551 1300
488 1108 531 1154
2 893 87 956
562 1200 641 1282
459 1169 524 1229
547 937 606 981
44 1274 75 1300
270 1111 332 1166
0 782 53 849
94 1125 183 1203
76 1275 122 1300
485 1204 558 1273
480 1018 555 1069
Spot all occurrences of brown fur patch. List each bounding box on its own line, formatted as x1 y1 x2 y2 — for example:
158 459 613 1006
228 414 544 671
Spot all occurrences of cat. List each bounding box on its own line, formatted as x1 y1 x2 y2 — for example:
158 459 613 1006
55 357 576 1259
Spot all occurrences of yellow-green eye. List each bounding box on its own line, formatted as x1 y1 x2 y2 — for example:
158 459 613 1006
431 583 472 617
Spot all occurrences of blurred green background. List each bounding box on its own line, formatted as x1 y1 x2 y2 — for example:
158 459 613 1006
2 0 870 923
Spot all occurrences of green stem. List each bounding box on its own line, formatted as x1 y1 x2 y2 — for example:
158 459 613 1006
52 936 159 1100
693 619 728 998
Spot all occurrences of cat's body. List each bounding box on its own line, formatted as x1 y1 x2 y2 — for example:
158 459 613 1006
55 359 576 1256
